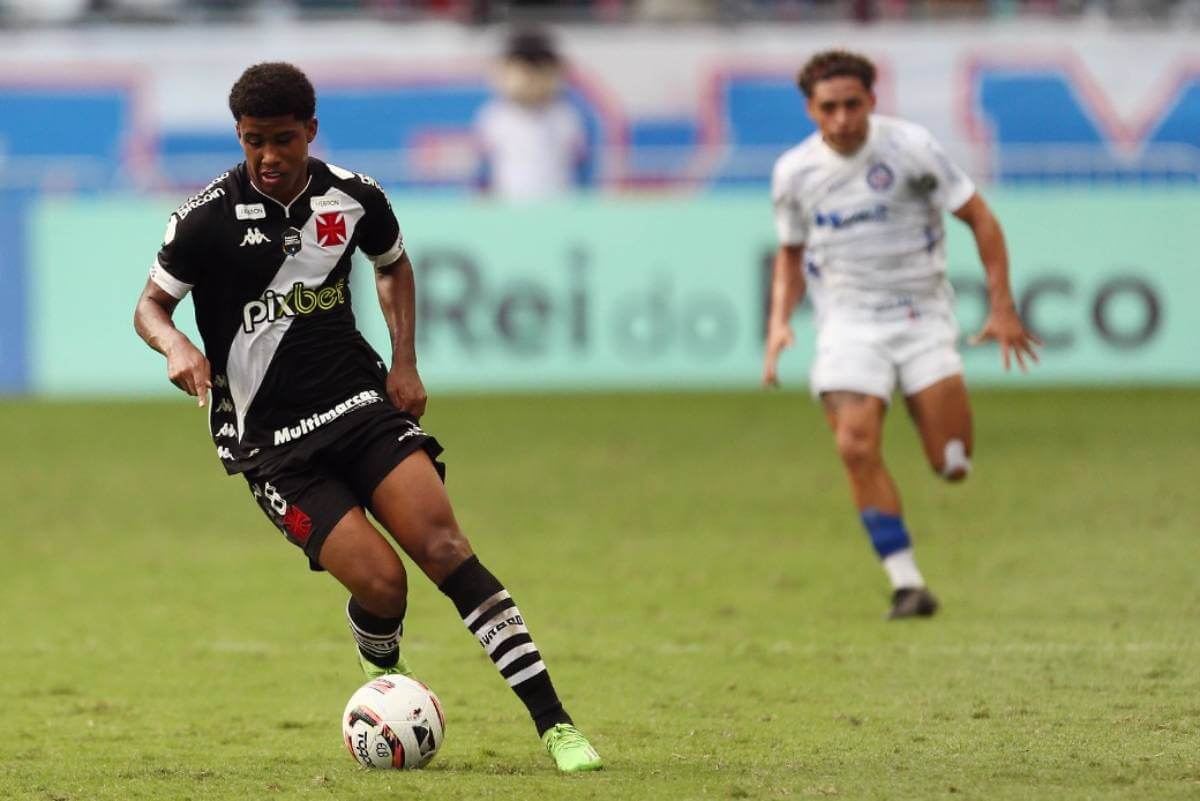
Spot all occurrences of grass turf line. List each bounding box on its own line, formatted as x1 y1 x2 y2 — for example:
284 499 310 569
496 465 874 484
0 389 1197 800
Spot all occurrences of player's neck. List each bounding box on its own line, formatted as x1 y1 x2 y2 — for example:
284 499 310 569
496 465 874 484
249 161 312 209
822 118 872 158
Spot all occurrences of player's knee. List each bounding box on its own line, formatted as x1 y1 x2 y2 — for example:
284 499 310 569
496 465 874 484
416 524 473 579
835 425 879 471
360 567 408 619
935 438 972 483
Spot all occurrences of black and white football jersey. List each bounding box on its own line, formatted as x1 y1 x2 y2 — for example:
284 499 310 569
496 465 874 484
150 159 405 474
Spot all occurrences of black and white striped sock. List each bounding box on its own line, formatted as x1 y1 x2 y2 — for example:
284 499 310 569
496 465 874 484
439 556 571 736
346 597 403 669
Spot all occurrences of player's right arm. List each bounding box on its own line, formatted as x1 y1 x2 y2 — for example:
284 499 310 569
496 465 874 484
763 245 805 387
764 150 809 387
135 204 212 406
134 278 212 407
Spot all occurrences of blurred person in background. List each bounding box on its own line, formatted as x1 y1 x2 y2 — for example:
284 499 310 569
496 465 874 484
473 27 588 201
133 61 602 773
762 50 1041 620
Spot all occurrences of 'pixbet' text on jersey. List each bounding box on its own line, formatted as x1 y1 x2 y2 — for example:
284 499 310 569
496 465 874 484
149 159 404 473
242 278 348 332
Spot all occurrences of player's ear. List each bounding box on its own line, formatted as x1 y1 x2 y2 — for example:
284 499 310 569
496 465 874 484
306 117 319 143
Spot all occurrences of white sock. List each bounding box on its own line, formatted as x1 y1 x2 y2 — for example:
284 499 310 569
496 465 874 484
942 439 971 479
882 548 925 590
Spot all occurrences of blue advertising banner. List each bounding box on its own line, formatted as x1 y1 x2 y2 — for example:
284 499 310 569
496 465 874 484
26 190 1200 396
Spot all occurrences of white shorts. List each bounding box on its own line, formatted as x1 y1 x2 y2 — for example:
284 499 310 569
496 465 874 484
810 302 963 403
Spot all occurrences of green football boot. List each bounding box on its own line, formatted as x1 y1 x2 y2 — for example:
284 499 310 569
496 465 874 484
542 723 603 773
357 649 414 680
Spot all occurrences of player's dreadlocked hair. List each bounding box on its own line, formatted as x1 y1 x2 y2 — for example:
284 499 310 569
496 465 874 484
228 62 316 121
798 50 876 98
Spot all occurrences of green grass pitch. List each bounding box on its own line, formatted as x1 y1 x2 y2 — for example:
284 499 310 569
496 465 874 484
1 389 1197 800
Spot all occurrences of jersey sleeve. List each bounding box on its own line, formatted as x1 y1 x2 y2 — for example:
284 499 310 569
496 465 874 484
150 209 202 299
913 130 976 213
771 157 808 247
356 176 405 267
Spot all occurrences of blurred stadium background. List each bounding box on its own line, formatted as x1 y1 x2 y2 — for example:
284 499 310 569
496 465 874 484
1 0 1198 396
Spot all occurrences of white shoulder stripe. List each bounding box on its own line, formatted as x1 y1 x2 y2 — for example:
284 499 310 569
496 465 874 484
149 259 192 299
227 186 364 440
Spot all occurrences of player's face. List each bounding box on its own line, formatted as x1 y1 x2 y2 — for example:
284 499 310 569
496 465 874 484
236 115 318 202
807 76 875 156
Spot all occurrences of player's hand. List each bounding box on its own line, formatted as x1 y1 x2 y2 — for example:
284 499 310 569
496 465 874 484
970 304 1043 372
165 338 212 407
387 362 428 418
762 321 795 387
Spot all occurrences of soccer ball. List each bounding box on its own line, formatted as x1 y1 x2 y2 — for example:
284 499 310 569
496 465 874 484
341 675 445 770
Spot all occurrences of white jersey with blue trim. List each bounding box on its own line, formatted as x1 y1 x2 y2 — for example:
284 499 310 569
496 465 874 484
771 114 976 314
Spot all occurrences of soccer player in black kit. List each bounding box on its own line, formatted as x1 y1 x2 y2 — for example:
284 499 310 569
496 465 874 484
133 62 601 773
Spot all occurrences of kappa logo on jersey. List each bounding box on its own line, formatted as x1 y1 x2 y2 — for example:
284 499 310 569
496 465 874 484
215 422 237 438
215 398 234 413
241 278 348 333
397 424 427 445
240 227 272 247
213 374 228 388
867 162 895 191
216 446 234 460
235 203 266 221
315 212 347 247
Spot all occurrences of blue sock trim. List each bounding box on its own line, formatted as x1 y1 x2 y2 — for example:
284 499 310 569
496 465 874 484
860 508 911 559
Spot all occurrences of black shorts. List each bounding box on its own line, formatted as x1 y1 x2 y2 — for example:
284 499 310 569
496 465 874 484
242 402 445 571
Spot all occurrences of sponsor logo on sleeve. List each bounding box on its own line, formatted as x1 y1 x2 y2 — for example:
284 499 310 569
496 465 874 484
235 203 267 221
173 173 228 220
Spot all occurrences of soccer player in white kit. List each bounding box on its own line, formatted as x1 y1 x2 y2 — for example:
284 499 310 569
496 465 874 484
762 50 1041 619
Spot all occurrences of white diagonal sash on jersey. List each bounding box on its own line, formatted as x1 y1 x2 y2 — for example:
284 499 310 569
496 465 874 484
227 187 364 439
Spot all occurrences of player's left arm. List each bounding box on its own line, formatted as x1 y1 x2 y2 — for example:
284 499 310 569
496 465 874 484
376 252 427 418
356 173 426 416
952 193 1043 371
